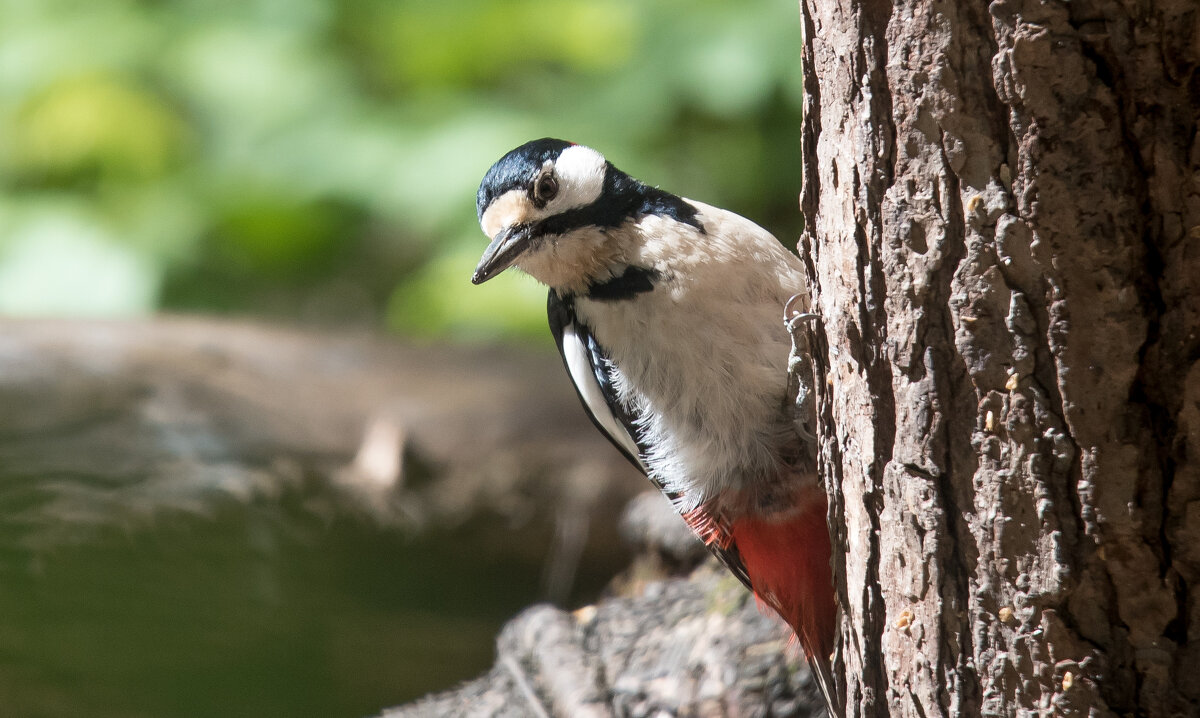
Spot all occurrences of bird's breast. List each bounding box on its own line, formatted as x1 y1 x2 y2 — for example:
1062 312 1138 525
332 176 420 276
574 260 803 507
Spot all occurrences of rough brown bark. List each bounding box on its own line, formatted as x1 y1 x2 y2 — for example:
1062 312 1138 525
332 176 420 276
797 0 1199 715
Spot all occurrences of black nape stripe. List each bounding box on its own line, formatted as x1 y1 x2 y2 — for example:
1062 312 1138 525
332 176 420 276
531 164 706 241
606 165 706 233
585 265 660 301
638 186 705 233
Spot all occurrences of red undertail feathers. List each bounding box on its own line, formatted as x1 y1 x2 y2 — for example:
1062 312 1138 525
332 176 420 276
728 489 835 662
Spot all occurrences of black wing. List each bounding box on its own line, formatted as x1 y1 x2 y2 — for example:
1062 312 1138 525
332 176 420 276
547 290 752 589
547 290 647 473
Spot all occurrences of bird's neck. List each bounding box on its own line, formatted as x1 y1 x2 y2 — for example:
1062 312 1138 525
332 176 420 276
517 225 641 296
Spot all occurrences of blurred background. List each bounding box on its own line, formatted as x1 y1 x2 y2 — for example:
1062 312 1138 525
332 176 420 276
0 0 806 715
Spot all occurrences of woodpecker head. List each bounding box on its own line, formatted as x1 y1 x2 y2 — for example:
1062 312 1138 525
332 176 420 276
473 138 702 293
473 138 614 290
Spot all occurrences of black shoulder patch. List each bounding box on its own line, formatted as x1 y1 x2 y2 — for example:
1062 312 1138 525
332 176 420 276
639 187 705 233
603 165 705 232
585 265 660 301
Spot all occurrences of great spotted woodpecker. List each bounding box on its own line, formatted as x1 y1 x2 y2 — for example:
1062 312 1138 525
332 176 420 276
473 138 836 710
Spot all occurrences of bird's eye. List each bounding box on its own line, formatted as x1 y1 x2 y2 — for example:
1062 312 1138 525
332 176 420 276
534 174 559 204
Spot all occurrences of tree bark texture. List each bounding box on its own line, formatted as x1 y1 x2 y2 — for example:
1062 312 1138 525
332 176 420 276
796 0 1198 715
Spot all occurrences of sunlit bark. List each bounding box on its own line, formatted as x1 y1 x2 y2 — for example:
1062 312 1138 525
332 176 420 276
796 0 1200 714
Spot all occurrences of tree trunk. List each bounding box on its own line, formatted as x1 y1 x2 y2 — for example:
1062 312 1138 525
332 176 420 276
796 0 1199 715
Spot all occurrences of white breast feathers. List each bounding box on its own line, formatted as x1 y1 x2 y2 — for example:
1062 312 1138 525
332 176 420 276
575 201 808 510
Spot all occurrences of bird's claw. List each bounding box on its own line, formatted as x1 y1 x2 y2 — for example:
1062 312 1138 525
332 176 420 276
783 293 820 332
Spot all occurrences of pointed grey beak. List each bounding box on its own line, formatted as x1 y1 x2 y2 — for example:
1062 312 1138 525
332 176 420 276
472 224 534 285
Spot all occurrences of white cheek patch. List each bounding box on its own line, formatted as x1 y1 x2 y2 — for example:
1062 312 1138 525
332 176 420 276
548 145 606 212
480 189 532 238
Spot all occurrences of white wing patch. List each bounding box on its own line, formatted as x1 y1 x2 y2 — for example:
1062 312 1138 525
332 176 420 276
560 322 646 472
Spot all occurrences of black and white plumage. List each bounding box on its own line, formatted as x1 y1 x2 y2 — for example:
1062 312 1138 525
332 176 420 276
473 138 836 712
473 139 806 510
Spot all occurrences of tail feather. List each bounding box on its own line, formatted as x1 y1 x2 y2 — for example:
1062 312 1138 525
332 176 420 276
806 641 838 718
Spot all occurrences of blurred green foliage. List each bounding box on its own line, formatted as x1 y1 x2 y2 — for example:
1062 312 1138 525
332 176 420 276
0 0 805 340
